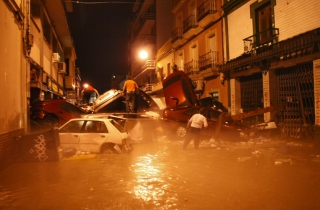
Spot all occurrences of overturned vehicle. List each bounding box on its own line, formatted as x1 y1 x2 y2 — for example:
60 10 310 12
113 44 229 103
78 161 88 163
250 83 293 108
160 70 252 141
91 89 163 114
80 89 164 143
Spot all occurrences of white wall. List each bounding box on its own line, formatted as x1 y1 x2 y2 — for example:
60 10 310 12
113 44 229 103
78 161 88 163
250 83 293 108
0 2 27 133
227 0 320 60
274 0 320 40
227 0 254 59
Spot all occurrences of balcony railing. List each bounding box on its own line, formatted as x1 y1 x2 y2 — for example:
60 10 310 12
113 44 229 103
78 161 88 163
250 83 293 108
243 28 279 53
140 83 153 92
133 12 155 39
133 59 156 80
198 0 217 22
171 27 183 43
183 14 197 34
220 28 320 73
199 50 219 71
184 60 199 75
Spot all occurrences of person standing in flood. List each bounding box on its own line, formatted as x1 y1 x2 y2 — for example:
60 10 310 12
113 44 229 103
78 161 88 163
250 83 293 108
183 108 208 150
122 76 139 113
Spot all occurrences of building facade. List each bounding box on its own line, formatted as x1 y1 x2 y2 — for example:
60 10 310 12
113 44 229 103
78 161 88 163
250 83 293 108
168 0 227 105
220 0 320 138
0 0 79 170
129 0 173 104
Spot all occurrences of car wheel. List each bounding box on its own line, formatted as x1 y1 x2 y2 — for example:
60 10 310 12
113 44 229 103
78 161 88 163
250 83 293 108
44 116 59 127
101 145 117 154
176 125 187 138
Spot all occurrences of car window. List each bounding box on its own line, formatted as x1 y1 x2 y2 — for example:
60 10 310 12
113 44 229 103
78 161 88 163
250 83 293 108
182 79 196 106
110 119 126 133
212 101 228 113
82 120 109 133
60 103 87 115
209 110 221 120
184 108 200 117
108 116 126 128
60 120 85 133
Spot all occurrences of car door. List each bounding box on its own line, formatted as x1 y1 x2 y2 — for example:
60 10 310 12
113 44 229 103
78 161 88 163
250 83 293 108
59 120 84 150
78 120 109 153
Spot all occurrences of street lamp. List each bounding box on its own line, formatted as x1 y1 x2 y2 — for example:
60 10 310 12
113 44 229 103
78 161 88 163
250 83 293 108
139 50 148 60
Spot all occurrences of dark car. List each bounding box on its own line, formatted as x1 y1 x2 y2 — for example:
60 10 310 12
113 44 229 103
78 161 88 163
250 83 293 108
161 71 250 140
30 99 89 127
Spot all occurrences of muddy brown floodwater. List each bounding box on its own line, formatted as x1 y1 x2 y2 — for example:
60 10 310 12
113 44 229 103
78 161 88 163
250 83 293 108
1 137 320 210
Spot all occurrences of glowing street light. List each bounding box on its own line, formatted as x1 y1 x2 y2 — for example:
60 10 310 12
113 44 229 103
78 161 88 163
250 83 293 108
139 50 148 60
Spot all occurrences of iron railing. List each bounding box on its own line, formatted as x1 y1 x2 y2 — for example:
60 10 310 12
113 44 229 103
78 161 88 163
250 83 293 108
199 50 219 71
197 0 217 21
243 28 279 53
183 14 197 33
220 28 320 73
184 60 199 75
171 27 183 43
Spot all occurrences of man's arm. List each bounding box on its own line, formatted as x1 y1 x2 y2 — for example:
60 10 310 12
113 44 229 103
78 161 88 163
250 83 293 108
203 118 208 128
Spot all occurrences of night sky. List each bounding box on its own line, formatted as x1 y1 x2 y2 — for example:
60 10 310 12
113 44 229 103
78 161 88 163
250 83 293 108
67 1 134 94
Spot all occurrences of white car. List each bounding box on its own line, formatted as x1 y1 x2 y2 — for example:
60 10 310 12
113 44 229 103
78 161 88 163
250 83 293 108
59 118 131 154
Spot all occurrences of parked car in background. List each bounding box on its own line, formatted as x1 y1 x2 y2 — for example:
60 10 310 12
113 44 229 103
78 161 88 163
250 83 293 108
59 118 131 154
161 71 251 140
30 99 89 128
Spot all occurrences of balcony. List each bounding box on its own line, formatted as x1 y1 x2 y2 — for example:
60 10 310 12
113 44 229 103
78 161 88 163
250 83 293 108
132 12 155 41
171 27 187 48
197 0 220 28
243 28 279 54
183 15 203 40
133 60 156 80
184 60 201 80
199 51 219 78
220 28 320 73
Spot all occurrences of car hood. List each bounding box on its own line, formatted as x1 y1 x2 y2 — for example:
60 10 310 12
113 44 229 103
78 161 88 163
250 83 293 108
162 71 198 108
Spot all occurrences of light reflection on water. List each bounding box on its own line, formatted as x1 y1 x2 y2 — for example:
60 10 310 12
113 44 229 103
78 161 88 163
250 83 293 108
128 151 178 208
0 143 184 209
2 141 319 209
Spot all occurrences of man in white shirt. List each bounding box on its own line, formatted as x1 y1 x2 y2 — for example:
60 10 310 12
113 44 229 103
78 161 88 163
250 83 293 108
183 108 208 150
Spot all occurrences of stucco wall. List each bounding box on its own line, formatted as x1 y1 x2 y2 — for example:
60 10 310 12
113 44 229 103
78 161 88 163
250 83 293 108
227 0 320 60
0 3 27 134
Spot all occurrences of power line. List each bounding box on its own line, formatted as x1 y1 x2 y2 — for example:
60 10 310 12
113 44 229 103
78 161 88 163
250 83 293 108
63 0 137 4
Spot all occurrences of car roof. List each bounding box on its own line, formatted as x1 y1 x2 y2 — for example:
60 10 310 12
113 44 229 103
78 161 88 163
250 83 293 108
68 118 111 121
162 71 198 108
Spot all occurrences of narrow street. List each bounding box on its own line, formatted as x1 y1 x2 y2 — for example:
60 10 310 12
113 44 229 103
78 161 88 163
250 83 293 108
0 136 320 210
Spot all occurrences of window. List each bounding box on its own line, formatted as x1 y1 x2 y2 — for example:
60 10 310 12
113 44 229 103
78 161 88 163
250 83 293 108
256 2 272 45
110 119 126 133
84 121 107 133
60 120 85 133
43 15 51 44
210 91 219 101
60 103 87 115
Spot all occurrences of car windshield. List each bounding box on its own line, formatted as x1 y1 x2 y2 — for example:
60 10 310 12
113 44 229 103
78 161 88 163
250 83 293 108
110 119 126 133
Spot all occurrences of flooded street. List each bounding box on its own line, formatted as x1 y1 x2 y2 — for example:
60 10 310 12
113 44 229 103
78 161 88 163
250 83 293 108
1 137 320 210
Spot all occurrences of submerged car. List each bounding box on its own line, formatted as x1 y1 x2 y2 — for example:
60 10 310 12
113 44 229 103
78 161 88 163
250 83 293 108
59 118 131 154
161 70 250 140
30 99 89 127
